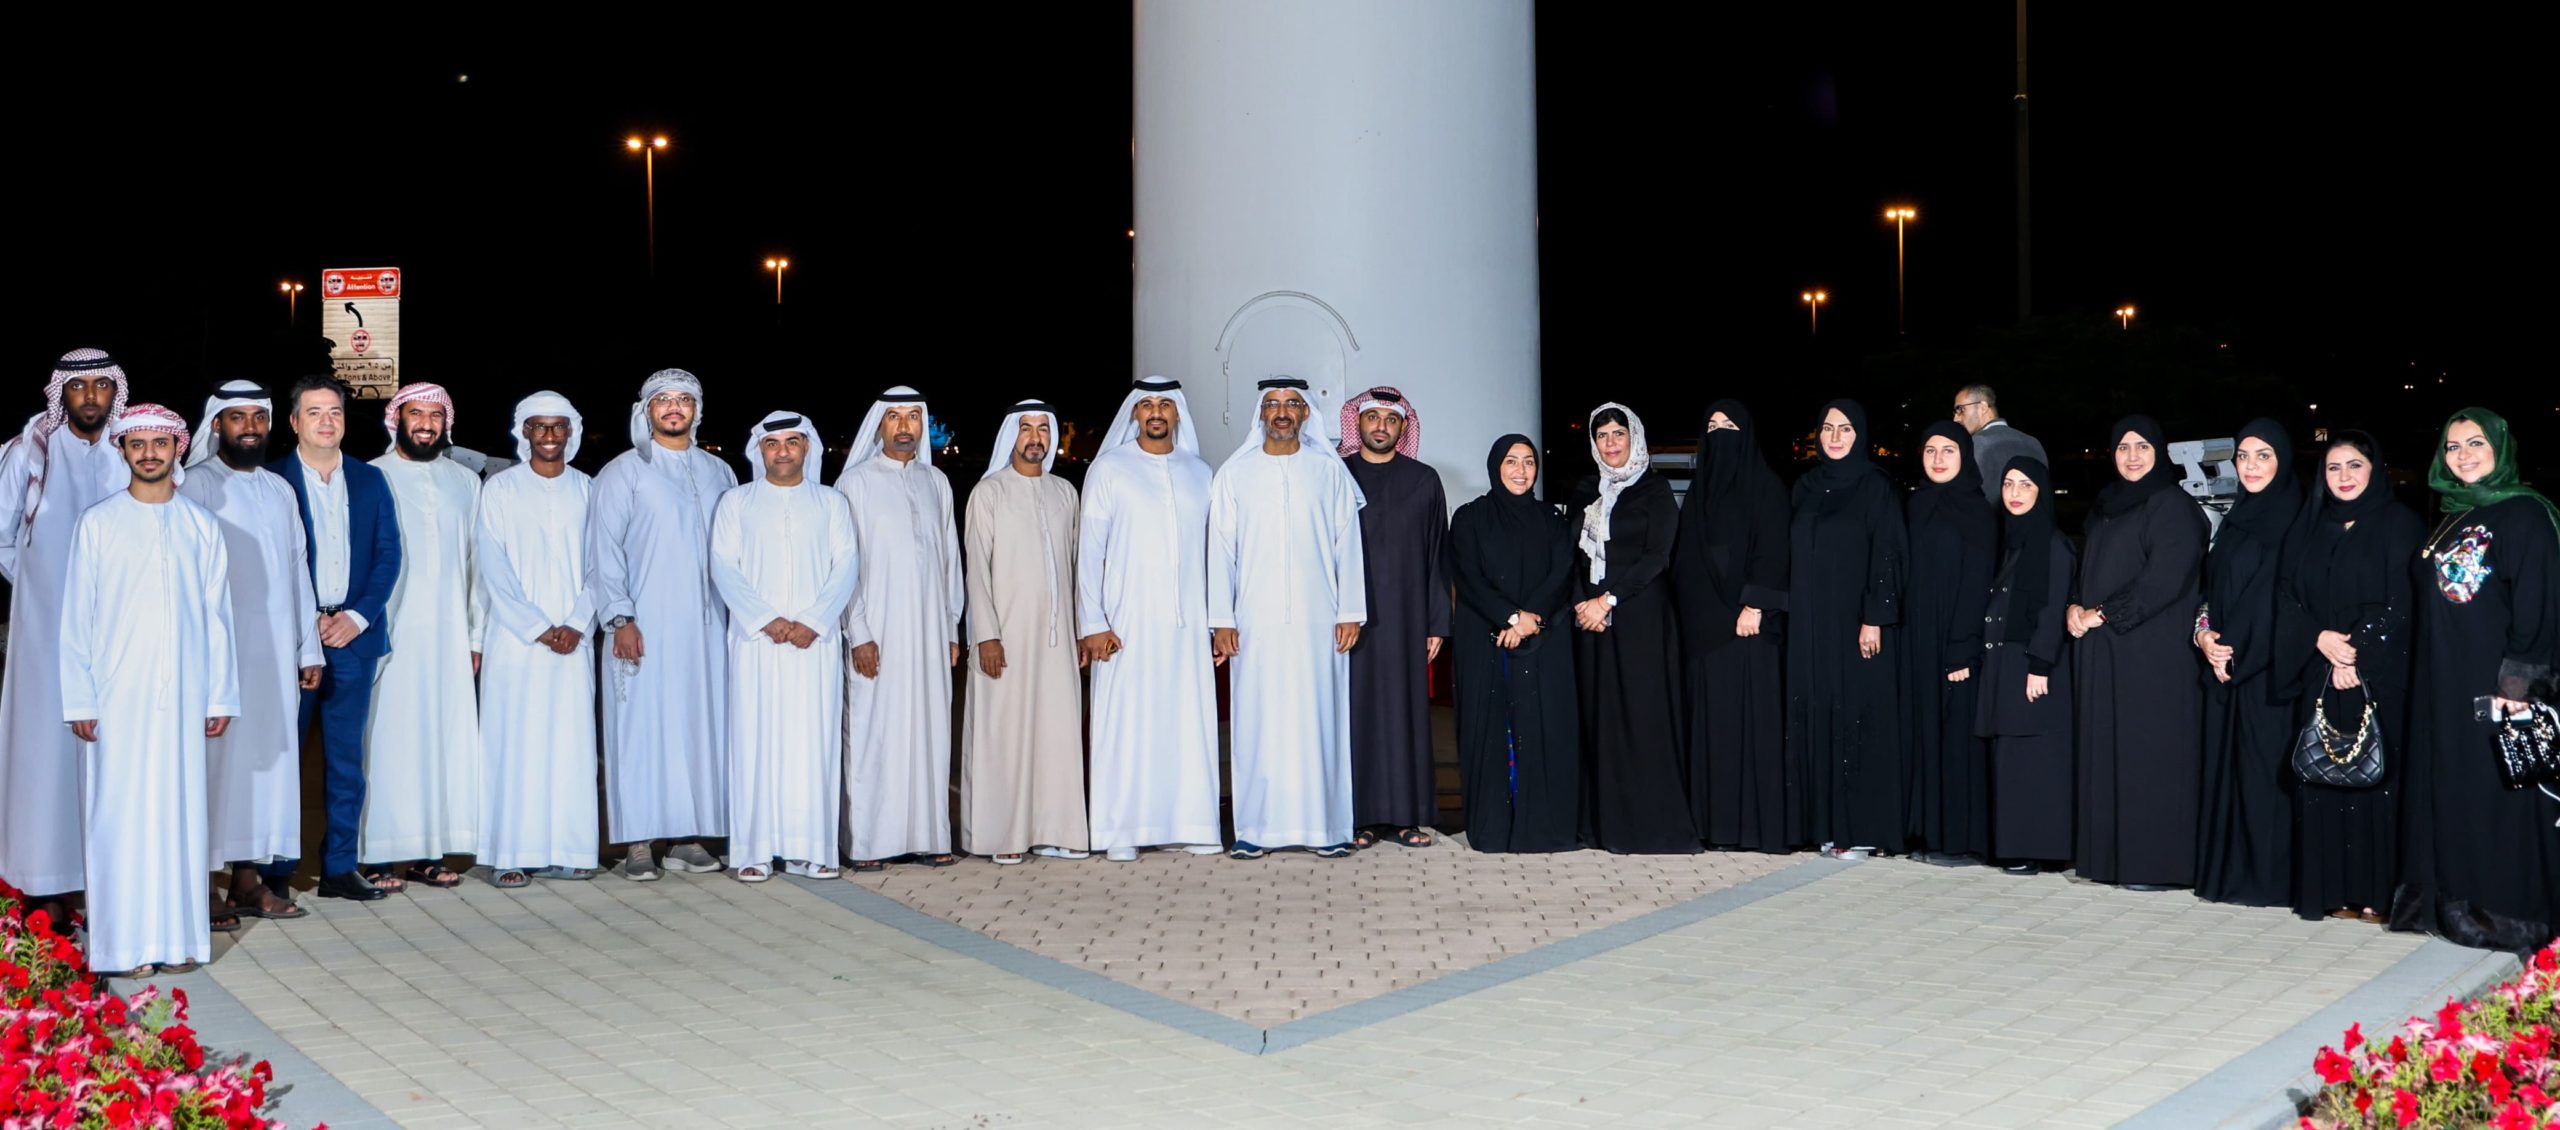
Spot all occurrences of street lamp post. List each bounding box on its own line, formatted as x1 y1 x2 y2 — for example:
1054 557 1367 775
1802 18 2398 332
625 134 669 276
1801 289 1828 336
1884 205 1917 334
280 281 304 325
2115 304 2136 329
765 258 790 304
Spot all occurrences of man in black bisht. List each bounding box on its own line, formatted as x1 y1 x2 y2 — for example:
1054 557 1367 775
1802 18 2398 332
1338 387 1449 849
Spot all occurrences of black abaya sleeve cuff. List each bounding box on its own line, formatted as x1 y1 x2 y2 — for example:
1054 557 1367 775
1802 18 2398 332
1741 583 1787 612
2027 656 2053 677
2499 657 2554 701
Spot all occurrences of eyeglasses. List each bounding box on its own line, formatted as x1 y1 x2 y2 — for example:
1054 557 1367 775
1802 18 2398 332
525 422 572 436
649 393 697 407
1952 400 1987 415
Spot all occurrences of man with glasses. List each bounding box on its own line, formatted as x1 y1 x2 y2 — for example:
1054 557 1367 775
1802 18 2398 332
1952 384 2046 506
589 369 738 881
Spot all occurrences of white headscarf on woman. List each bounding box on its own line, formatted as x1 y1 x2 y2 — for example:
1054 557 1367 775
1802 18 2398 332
628 368 703 461
186 381 271 469
1578 402 1651 584
510 390 584 463
981 399 1060 480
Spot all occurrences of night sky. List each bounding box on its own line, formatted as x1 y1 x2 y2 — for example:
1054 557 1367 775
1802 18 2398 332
13 11 2546 487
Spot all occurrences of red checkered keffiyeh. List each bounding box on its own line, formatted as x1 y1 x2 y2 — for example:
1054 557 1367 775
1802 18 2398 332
1335 385 1420 459
107 403 191 481
382 382 456 439
5 348 130 537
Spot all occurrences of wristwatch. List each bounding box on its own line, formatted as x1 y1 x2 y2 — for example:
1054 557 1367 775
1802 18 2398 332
606 615 634 631
1506 613 1521 627
1603 592 1619 608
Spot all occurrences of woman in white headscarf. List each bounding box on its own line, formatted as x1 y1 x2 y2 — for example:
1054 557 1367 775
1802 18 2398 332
1568 404 1699 853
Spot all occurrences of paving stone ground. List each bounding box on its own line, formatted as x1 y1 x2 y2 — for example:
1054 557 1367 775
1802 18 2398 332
846 841 1797 1023
194 849 2427 1129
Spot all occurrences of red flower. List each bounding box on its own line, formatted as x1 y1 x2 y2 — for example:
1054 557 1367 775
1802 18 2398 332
2436 1000 2467 1041
2343 1022 2365 1052
2491 1099 2537 1130
2387 1035 2411 1063
2353 1089 2374 1116
2533 946 2556 973
2519 1083 2552 1108
2472 1050 2502 1082
2428 1045 2464 1083
2315 1046 2354 1084
2391 1088 2420 1127
2486 1069 2512 1105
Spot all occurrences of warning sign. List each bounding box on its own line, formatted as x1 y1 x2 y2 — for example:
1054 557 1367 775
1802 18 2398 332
320 267 402 399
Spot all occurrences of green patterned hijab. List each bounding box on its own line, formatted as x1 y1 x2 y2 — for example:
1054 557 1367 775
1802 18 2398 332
2429 407 2560 536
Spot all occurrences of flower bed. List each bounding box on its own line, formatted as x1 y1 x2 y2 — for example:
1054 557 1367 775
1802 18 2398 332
2 877 302 1128
2301 942 2560 1128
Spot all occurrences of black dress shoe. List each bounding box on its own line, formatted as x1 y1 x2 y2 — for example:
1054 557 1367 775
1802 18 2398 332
315 871 388 901
2121 882 2177 892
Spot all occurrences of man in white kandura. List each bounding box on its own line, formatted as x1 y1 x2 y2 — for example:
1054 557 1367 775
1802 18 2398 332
363 382 484 891
179 382 321 924
477 392 600 887
712 412 859 883
835 386 964 871
962 400 1089 865
589 369 735 881
60 404 237 978
0 348 130 905
1209 377 1367 860
1080 377 1224 861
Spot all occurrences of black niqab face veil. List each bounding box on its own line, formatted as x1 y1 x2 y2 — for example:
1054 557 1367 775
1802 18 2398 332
1999 456 2057 642
1698 398 1759 501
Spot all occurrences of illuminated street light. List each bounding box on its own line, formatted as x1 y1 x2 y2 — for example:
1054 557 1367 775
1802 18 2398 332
1884 205 1917 335
2115 304 2136 329
280 280 304 325
765 257 790 304
625 134 670 276
1801 289 1829 336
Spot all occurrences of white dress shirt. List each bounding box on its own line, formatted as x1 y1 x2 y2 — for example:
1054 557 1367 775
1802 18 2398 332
298 451 367 632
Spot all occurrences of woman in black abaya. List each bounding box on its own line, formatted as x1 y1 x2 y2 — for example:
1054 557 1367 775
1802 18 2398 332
1904 420 1999 863
2193 419 2307 906
1449 434 1582 852
2276 430 2422 922
1570 404 1700 853
1978 457 2077 872
1786 400 1907 857
2069 415 2210 889
2393 408 2560 952
1671 400 1792 852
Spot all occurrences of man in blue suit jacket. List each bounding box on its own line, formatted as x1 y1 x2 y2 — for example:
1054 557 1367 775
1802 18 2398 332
270 375 402 902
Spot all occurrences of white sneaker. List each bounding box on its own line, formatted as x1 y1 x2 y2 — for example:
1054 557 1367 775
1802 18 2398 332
1181 844 1225 855
1032 847 1091 860
1105 847 1139 862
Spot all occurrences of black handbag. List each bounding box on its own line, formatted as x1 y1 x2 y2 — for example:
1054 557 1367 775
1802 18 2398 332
2293 679 2385 789
2494 700 2560 790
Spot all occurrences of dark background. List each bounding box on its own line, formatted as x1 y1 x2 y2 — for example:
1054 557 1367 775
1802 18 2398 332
10 8 2547 493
